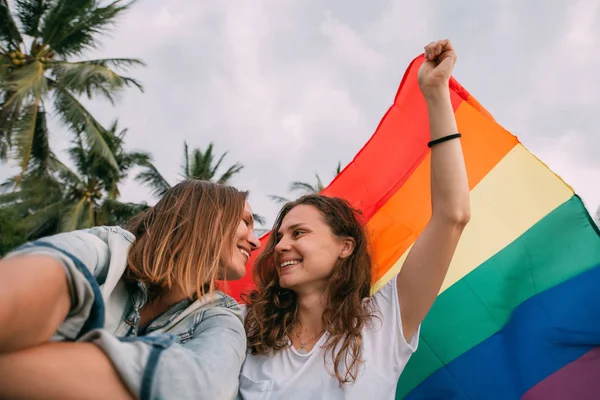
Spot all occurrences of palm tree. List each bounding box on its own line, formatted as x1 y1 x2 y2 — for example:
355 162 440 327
0 120 153 242
0 0 144 184
270 161 342 204
136 141 266 225
182 142 244 184
136 141 244 197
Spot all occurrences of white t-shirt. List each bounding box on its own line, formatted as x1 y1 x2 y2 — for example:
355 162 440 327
237 274 419 400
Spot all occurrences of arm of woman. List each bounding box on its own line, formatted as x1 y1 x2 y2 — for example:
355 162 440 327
0 227 113 352
0 308 246 400
396 39 471 342
0 342 134 400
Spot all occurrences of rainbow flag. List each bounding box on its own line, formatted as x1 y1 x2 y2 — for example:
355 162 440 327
226 55 600 399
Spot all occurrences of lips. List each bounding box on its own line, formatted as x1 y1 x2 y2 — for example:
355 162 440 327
279 259 301 269
238 247 250 260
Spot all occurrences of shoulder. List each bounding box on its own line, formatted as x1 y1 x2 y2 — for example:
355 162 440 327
365 274 399 312
9 226 133 254
92 225 136 243
4 226 119 268
194 291 245 330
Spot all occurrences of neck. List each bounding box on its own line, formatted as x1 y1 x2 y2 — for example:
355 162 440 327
295 288 327 334
145 285 190 317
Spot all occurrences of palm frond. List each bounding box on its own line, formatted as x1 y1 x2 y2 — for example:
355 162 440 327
0 188 22 204
122 151 152 169
289 181 318 194
60 195 87 232
66 134 90 176
51 60 143 104
16 0 49 38
252 213 266 226
28 109 51 170
0 206 28 255
217 162 243 184
0 0 23 48
315 174 324 192
98 198 148 226
189 147 209 179
135 164 171 198
0 89 23 158
80 57 146 69
12 98 40 179
0 52 12 81
182 141 190 177
20 200 63 236
41 0 134 57
269 194 291 205
2 61 48 108
0 139 8 161
52 84 118 170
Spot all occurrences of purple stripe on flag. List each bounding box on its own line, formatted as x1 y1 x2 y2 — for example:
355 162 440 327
522 347 600 400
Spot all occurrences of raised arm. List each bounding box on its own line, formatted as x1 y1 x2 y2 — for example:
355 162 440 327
397 39 471 341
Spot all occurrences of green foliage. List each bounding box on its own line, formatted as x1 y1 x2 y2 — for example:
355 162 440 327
0 206 27 256
0 120 154 251
0 0 144 179
269 161 343 205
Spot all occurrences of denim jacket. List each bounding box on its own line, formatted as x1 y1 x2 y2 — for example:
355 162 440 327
6 226 245 400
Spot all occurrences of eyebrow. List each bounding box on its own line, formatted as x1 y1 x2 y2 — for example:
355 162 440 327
277 223 306 235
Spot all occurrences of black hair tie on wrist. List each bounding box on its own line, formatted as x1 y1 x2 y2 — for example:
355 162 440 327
427 133 462 148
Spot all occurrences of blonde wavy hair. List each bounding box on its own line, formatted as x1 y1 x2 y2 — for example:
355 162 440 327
125 180 247 299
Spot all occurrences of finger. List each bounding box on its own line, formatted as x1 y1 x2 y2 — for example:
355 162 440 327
440 39 454 54
424 42 435 60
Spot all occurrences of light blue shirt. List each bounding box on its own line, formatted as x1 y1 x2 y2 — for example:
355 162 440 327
7 226 245 400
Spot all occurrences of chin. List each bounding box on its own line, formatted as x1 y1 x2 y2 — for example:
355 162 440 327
278 277 298 290
223 265 246 281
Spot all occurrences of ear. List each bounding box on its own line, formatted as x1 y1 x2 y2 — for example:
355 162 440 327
339 237 356 259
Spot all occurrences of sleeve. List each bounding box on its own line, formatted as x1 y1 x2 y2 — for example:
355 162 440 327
79 307 247 400
4 227 112 340
368 274 420 372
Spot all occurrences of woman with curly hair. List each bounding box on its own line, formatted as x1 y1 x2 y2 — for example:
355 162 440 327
239 39 470 399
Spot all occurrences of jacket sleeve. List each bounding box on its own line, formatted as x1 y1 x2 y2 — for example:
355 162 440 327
80 306 247 400
4 227 113 339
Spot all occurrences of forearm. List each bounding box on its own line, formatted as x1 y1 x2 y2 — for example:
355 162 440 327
0 342 133 400
0 255 71 353
425 88 470 223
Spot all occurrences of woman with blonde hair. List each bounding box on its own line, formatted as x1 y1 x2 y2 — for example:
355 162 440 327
0 180 261 400
239 39 470 399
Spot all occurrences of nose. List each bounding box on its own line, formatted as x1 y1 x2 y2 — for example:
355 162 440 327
274 235 291 253
248 231 261 251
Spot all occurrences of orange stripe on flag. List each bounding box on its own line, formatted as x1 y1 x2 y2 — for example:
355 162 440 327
368 100 519 282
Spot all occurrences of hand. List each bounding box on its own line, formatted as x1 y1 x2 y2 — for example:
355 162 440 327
418 39 457 99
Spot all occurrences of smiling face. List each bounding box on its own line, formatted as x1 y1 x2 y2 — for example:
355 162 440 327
274 204 354 293
219 200 261 280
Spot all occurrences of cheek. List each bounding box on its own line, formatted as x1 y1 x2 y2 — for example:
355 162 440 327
305 245 339 272
232 222 248 244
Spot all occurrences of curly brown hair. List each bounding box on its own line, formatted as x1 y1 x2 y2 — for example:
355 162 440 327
242 194 376 386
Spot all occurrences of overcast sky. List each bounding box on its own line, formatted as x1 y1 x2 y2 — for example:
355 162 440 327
3 0 599 227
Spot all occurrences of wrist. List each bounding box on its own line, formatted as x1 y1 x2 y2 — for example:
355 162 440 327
422 84 451 104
